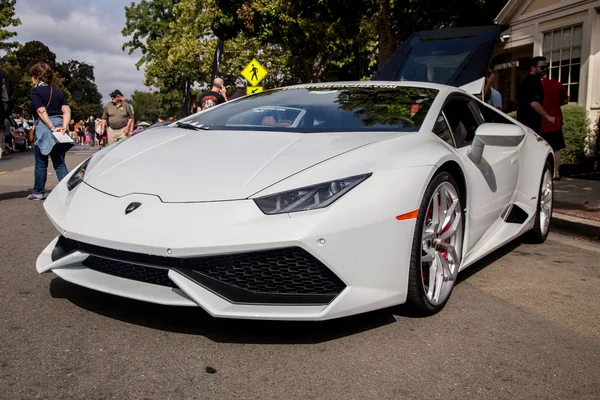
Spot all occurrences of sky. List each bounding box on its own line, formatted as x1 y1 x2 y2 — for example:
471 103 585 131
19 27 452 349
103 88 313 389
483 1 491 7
12 0 147 105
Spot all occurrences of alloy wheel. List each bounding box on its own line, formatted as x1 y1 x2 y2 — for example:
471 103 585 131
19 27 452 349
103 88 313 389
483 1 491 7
420 182 463 306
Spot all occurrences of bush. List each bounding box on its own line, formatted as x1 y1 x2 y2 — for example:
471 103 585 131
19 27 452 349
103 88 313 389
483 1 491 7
561 105 591 164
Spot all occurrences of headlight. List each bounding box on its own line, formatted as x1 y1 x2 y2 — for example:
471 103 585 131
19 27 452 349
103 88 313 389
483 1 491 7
254 174 371 215
67 157 91 191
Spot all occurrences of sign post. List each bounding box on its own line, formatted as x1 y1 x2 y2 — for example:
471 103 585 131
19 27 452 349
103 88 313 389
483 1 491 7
241 58 268 94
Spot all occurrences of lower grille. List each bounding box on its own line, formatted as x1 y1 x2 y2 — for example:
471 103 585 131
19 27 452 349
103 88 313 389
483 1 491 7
83 256 176 288
54 236 345 304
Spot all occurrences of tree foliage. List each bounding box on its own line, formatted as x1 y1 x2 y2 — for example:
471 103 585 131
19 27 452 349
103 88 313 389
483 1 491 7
128 90 164 123
121 0 509 108
0 0 21 52
2 40 102 121
15 40 56 70
56 61 103 121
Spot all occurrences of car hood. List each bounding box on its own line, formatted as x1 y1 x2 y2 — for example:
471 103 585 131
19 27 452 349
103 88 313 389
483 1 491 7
84 128 398 202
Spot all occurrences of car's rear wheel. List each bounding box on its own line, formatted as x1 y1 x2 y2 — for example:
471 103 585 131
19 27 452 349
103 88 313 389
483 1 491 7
524 162 553 244
406 172 464 316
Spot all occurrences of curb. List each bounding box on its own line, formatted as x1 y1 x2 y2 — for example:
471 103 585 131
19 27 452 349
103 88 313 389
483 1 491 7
551 212 600 239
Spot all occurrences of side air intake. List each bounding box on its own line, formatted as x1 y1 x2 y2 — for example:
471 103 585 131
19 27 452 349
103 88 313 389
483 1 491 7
505 204 529 224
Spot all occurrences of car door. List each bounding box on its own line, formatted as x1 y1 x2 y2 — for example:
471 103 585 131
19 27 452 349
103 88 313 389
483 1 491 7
437 95 521 251
371 25 502 97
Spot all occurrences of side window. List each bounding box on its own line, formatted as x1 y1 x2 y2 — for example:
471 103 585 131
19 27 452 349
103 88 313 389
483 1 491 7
474 101 515 125
441 97 480 148
433 113 455 146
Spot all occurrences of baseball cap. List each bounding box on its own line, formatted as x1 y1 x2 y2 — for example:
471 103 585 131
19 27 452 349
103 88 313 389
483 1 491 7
109 89 123 97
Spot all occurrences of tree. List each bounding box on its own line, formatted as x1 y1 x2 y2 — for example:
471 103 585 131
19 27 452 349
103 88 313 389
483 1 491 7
122 0 297 98
212 0 378 82
122 0 186 91
15 40 56 70
128 90 162 122
56 61 103 121
0 0 20 52
373 0 510 69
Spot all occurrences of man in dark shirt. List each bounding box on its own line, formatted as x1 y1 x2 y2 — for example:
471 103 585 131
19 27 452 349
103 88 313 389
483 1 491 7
516 56 556 134
197 77 227 111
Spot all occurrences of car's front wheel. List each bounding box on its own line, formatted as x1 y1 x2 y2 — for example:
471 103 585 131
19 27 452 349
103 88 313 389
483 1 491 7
406 172 464 316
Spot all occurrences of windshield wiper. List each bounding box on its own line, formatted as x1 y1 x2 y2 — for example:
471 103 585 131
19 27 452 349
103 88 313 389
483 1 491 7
176 122 210 131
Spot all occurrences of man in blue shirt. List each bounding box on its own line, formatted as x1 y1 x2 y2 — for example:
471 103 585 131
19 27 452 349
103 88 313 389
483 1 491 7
484 67 502 110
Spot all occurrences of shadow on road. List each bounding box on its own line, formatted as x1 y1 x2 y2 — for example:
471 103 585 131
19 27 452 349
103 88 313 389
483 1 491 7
49 277 397 344
456 238 522 285
47 238 524 341
0 189 33 201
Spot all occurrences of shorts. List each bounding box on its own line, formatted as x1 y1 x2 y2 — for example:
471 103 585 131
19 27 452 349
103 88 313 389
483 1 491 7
540 128 565 151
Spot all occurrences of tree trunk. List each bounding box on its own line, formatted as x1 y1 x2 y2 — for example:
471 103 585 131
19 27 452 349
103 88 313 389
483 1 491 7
377 0 396 70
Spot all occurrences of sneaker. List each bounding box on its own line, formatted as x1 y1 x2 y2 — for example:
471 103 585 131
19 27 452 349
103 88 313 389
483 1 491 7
28 194 44 200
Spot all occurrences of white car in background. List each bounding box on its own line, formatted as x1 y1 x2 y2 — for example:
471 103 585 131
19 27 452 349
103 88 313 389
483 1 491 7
36 26 554 320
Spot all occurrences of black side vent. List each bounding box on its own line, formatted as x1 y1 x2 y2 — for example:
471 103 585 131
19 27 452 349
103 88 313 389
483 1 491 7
506 204 529 224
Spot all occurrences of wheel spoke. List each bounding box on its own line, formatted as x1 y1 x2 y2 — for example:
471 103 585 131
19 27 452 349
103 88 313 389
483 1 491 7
431 191 440 233
422 228 436 241
437 188 448 234
433 253 444 302
438 242 459 279
438 212 461 242
438 253 453 281
542 187 552 203
422 248 435 263
441 198 459 231
427 260 437 300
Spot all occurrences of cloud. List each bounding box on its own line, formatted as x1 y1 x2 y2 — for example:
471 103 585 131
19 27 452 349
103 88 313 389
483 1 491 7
12 0 147 104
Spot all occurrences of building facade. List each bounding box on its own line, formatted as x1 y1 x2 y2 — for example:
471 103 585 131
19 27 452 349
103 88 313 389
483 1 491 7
493 0 600 134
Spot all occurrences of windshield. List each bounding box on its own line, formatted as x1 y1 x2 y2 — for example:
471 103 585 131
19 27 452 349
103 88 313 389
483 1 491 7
183 86 438 133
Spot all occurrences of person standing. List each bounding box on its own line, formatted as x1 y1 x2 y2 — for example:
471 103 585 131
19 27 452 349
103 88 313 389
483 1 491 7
86 116 96 146
101 89 134 145
541 72 569 180
68 119 75 139
197 77 227 111
27 62 72 200
484 67 502 110
516 56 555 134
95 118 103 148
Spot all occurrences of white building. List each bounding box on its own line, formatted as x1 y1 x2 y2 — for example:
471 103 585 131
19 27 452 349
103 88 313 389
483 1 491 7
493 0 599 134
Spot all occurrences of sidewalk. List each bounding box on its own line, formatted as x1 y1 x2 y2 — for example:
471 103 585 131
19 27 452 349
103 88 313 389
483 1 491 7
553 177 600 239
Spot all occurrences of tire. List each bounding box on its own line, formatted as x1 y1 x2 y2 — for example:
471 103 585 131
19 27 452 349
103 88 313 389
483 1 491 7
524 161 553 244
406 171 465 316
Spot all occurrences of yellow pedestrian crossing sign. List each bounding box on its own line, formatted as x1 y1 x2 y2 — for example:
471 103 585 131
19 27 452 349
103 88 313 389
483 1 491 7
247 86 263 95
241 59 268 86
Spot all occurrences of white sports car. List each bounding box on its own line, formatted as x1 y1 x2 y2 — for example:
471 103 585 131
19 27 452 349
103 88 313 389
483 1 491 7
37 26 554 320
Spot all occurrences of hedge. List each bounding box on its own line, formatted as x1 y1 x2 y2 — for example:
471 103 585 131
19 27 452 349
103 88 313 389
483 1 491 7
561 105 591 164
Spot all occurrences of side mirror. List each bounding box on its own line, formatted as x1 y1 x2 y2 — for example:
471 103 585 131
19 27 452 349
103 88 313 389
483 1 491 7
468 123 525 164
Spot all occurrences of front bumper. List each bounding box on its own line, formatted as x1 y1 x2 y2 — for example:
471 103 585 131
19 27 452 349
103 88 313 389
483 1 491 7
38 169 429 320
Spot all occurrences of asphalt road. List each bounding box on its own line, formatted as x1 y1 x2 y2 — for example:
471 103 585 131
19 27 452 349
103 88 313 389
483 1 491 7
0 151 599 399
0 150 35 173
